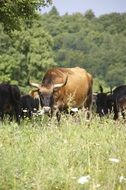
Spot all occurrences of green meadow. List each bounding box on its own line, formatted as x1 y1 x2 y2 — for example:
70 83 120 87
0 114 126 190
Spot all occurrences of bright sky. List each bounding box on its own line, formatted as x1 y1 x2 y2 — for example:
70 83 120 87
41 0 126 16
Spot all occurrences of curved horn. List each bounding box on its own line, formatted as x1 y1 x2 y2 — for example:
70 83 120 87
93 92 98 96
29 81 40 88
53 74 68 89
106 91 112 95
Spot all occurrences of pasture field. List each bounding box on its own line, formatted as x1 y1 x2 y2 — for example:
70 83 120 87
0 114 126 190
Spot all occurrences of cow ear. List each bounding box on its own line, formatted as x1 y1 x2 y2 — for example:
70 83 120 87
29 89 39 98
99 85 103 93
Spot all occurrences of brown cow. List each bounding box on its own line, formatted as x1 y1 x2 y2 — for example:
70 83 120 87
29 67 93 121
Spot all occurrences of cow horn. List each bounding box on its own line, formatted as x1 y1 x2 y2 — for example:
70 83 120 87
29 81 40 88
106 91 111 94
93 92 98 95
53 74 68 89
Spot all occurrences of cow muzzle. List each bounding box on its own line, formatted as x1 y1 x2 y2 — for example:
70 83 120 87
43 106 51 113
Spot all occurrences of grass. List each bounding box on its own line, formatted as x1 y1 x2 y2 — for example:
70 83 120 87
0 113 126 190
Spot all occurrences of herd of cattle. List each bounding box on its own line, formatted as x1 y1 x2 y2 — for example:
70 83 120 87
0 66 126 124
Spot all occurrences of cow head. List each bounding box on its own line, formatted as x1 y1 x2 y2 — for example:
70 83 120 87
29 75 68 114
96 85 113 117
96 93 108 116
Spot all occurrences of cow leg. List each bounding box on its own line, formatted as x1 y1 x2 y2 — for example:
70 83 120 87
27 108 32 119
85 109 92 120
21 112 24 120
29 111 32 119
56 111 61 122
14 105 20 124
0 109 4 121
113 104 119 120
84 88 93 120
8 112 13 122
121 109 125 119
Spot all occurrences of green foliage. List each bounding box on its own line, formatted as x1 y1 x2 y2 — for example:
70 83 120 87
0 23 56 89
48 5 60 16
98 13 126 34
0 0 52 31
84 9 95 20
40 9 126 88
0 6 126 90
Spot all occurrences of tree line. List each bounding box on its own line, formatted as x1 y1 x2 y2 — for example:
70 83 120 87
0 3 126 92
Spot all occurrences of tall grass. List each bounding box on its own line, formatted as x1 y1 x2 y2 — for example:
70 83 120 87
0 114 126 190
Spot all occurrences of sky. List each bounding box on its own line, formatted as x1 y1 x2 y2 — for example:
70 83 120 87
41 0 126 17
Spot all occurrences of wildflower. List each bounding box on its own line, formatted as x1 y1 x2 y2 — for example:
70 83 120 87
109 158 120 163
119 176 126 183
95 183 101 188
63 139 68 144
77 175 91 184
71 176 76 179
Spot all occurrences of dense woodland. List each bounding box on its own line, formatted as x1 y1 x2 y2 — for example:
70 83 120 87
0 4 126 91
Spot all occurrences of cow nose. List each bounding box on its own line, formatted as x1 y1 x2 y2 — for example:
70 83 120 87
43 106 51 113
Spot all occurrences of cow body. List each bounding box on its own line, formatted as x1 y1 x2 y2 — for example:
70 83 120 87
20 95 40 119
30 67 93 121
96 85 112 117
111 85 126 120
0 83 21 123
96 93 112 117
96 85 126 120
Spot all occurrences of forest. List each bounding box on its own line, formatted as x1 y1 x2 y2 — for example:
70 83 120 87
0 4 126 92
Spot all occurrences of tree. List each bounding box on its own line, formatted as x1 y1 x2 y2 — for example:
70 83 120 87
0 23 13 82
0 0 52 31
98 13 126 34
106 64 126 87
84 9 95 20
48 6 59 16
1 9 126 88
0 22 56 88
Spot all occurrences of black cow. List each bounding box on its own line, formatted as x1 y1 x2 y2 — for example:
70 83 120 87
96 84 126 120
110 85 126 120
0 83 21 123
20 94 40 119
96 85 112 117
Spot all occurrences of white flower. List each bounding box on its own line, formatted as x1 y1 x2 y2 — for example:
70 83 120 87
71 176 76 179
95 183 101 188
109 158 120 163
119 176 126 183
77 175 91 184
63 139 68 144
